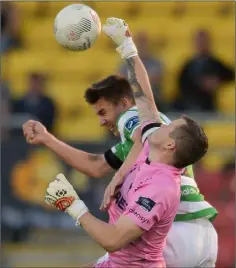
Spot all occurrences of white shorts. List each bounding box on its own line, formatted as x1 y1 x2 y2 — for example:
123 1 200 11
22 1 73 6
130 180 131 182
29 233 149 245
96 219 218 268
164 218 218 267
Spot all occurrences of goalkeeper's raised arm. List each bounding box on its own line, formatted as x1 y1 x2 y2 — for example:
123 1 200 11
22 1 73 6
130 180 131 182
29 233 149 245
103 18 161 125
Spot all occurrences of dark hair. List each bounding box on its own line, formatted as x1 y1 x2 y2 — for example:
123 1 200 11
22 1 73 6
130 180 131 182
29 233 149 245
84 75 134 105
170 115 208 168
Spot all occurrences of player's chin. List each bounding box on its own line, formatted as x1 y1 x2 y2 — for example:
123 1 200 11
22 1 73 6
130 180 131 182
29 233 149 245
109 127 119 136
107 125 114 133
113 130 120 136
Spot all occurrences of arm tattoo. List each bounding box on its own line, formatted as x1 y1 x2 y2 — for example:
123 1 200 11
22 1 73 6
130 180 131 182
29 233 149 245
125 58 157 123
88 154 103 161
125 58 144 96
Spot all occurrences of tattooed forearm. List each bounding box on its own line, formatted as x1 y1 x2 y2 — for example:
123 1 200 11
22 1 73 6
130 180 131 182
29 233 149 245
125 57 144 96
125 57 160 123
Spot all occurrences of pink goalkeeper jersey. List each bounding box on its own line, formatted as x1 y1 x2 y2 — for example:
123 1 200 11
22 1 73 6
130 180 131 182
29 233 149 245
98 139 181 267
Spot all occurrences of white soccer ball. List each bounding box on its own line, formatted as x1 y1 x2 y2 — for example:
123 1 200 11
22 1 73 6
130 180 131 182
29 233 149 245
54 4 101 51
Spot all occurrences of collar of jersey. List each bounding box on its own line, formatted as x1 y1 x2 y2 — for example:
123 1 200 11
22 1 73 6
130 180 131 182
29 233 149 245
145 158 182 173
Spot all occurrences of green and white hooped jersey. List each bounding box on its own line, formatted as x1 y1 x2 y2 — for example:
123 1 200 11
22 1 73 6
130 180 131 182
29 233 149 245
104 106 218 222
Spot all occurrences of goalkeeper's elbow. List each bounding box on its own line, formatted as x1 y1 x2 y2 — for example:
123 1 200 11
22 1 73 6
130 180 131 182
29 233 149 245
103 241 122 253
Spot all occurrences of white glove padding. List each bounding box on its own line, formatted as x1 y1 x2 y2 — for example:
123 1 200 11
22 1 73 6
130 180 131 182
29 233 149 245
103 17 138 59
45 174 88 225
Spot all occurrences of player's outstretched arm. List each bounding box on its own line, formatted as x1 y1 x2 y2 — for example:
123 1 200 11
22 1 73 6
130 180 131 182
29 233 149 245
101 128 143 210
22 120 113 178
45 174 144 253
125 55 161 124
103 18 161 125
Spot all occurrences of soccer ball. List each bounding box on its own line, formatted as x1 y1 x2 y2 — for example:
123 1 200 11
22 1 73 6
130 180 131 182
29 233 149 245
54 4 101 51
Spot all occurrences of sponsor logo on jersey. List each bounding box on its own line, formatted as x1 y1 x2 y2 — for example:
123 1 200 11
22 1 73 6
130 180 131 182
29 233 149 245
136 197 156 212
129 208 150 224
115 191 128 210
181 186 199 196
125 116 140 132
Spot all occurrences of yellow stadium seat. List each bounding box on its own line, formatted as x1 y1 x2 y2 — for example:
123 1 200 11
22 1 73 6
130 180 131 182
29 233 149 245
184 2 224 16
93 2 133 18
216 83 235 114
136 2 182 17
160 47 191 101
7 77 27 98
50 51 96 77
22 18 57 50
47 2 137 21
48 2 81 17
161 47 192 74
159 16 233 41
47 81 91 113
55 115 106 141
7 51 53 97
50 49 120 80
203 122 234 148
129 17 175 37
202 152 227 172
14 2 41 17
213 45 234 66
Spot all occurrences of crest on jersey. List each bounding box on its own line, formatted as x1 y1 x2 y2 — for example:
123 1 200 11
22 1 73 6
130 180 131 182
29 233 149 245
125 116 140 132
136 197 156 212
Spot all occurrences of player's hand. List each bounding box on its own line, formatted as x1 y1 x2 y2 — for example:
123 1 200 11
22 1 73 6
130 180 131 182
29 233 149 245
103 17 138 59
100 172 123 211
103 17 130 46
45 173 79 211
22 120 51 145
45 174 88 225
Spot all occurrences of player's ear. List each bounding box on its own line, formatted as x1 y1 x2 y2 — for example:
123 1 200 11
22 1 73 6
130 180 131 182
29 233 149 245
164 138 176 151
121 97 129 108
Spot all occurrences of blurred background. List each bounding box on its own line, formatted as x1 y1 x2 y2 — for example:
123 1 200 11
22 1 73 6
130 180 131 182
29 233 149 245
1 1 235 267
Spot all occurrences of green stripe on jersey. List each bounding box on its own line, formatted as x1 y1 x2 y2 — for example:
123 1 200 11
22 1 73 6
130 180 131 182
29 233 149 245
175 207 218 222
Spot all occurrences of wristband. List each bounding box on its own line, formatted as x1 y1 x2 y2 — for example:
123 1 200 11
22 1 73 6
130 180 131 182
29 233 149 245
66 200 89 226
116 37 138 59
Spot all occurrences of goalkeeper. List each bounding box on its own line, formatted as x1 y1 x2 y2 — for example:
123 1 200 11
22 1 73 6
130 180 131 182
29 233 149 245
23 18 218 268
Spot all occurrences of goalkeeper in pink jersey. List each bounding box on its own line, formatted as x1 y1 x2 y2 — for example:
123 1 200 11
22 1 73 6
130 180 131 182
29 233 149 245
40 18 208 268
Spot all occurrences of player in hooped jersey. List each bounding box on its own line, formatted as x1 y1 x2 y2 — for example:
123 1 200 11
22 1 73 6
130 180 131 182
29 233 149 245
22 19 217 268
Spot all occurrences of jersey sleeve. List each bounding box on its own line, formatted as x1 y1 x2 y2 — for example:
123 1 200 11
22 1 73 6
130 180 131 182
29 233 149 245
141 122 162 144
104 143 123 170
117 109 141 141
141 112 171 144
122 183 168 231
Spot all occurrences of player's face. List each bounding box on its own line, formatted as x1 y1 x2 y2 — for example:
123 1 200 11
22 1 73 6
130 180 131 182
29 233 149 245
92 98 126 136
150 118 186 150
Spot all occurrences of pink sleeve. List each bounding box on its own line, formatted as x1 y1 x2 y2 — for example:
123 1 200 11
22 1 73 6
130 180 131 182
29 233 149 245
122 183 167 231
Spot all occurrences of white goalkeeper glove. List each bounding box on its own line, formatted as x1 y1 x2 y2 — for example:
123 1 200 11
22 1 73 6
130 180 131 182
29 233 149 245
102 17 138 59
45 173 89 226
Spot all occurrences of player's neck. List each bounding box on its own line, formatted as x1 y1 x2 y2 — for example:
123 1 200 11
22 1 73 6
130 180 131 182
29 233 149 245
148 149 173 166
126 103 135 110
